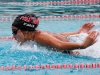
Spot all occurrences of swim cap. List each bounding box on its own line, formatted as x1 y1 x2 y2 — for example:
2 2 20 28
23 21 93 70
12 13 39 31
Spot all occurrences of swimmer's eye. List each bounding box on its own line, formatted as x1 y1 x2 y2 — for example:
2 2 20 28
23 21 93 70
12 29 19 35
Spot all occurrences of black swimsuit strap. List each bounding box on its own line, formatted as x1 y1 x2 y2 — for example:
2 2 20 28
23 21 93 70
63 50 70 54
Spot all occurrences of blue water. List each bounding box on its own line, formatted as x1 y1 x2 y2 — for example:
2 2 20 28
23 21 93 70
0 0 100 75
0 19 100 75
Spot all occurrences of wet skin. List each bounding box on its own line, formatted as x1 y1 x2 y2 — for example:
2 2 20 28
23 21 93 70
12 22 99 54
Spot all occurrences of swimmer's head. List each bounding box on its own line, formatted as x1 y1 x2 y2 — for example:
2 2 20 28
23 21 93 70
12 13 39 31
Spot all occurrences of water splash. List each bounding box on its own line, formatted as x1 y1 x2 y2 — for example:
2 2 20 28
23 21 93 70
11 40 39 52
10 40 53 54
68 21 100 58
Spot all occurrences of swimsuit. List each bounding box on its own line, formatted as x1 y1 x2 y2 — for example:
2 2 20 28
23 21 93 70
63 50 70 54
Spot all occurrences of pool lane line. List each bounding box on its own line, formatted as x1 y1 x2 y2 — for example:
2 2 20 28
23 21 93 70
0 63 100 70
1 0 100 5
0 14 100 21
0 36 14 41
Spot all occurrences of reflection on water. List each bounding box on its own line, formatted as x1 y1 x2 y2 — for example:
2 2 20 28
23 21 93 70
0 0 100 17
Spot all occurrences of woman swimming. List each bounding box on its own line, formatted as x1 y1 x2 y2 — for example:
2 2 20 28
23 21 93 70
11 13 99 54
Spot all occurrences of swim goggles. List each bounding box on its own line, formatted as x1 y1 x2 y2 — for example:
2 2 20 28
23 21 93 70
12 29 19 35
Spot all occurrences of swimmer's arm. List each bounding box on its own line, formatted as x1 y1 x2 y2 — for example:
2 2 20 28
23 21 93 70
60 22 95 37
35 33 86 51
60 31 79 37
35 31 98 51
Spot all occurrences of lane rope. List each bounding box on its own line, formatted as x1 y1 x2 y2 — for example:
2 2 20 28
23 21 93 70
0 0 100 5
0 36 14 41
0 63 100 70
0 14 100 21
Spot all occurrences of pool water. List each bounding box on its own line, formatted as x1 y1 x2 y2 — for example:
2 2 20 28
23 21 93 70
0 0 100 75
0 19 100 75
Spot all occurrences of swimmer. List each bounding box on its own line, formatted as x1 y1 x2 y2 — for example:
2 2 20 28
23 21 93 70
11 13 99 54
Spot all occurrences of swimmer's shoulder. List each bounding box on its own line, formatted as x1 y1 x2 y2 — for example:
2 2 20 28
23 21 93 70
35 30 51 39
36 30 53 35
34 30 54 46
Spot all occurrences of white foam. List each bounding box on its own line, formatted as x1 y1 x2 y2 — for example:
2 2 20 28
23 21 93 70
67 21 100 58
74 38 100 58
10 40 52 54
67 32 88 43
11 40 39 52
69 34 100 58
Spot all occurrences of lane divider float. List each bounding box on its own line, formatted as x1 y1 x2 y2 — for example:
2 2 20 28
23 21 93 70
0 63 100 70
0 14 100 21
0 36 14 41
1 0 100 5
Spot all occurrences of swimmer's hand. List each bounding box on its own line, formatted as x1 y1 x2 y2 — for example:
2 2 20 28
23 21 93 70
80 31 99 49
78 22 95 33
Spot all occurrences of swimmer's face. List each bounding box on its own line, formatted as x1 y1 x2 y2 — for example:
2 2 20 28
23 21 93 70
12 26 25 44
